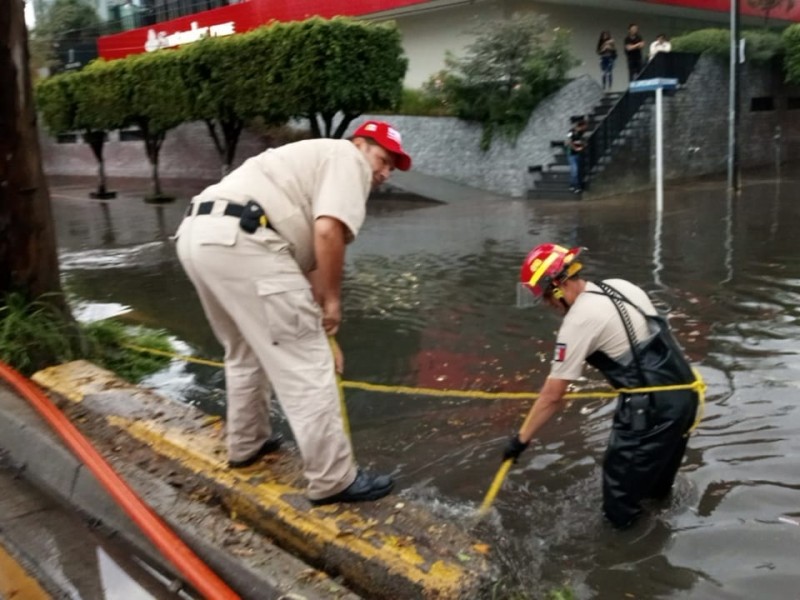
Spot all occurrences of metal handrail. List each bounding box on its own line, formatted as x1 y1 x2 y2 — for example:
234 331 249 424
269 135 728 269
583 51 700 178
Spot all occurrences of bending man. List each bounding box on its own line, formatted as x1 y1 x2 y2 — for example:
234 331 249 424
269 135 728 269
175 121 411 506
505 243 699 527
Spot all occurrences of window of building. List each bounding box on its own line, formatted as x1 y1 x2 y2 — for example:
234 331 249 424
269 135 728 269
787 97 800 110
56 133 80 144
750 97 775 112
119 128 144 142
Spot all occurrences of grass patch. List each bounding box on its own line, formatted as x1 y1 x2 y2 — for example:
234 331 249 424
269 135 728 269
0 292 171 382
83 320 172 383
0 293 79 375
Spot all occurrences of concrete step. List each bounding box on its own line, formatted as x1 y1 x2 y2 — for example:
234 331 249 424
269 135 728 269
539 171 570 183
532 180 574 192
527 188 584 200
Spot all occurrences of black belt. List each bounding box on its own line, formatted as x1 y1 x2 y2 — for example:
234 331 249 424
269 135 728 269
186 200 275 232
186 201 245 218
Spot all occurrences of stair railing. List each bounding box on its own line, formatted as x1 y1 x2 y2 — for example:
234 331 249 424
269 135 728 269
583 51 700 178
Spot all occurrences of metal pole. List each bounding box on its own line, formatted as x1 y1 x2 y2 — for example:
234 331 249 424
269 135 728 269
728 0 740 191
655 86 664 214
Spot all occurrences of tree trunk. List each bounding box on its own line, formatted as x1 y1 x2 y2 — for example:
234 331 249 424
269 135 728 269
141 124 166 198
0 1 66 308
84 130 114 198
308 114 322 138
333 112 360 139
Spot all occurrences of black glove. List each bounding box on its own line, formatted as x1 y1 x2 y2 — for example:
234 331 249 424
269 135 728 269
502 434 530 463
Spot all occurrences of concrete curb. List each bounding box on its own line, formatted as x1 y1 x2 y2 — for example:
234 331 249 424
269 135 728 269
0 380 359 600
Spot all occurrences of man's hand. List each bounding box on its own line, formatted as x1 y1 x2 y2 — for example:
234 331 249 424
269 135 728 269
328 336 344 374
312 216 346 335
322 297 342 337
502 434 530 463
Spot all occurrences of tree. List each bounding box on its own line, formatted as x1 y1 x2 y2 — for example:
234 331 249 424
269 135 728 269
31 0 101 73
180 33 288 175
0 0 67 309
747 0 796 25
284 17 407 138
122 51 192 200
784 24 800 84
434 13 576 150
36 69 117 199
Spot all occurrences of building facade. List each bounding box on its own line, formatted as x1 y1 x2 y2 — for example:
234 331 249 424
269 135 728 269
95 0 800 91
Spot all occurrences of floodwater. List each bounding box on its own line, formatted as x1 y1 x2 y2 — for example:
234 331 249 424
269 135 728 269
50 171 800 599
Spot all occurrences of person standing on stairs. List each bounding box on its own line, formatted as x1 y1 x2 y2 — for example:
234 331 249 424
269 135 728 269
597 31 617 92
566 118 588 195
624 23 645 82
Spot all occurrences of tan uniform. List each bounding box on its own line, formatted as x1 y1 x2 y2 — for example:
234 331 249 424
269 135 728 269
175 139 371 500
549 279 657 380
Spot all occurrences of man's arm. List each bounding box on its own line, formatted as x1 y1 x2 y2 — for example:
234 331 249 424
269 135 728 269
310 216 347 335
517 377 571 444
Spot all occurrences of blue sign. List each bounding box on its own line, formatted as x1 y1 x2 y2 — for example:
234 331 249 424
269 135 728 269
628 78 679 93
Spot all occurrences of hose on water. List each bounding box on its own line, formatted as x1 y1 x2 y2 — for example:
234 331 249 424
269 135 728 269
0 360 240 600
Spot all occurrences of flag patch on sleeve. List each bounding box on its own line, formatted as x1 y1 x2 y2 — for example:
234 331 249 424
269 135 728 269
554 343 567 362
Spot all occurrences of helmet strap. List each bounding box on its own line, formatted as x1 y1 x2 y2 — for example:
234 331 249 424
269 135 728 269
551 285 572 312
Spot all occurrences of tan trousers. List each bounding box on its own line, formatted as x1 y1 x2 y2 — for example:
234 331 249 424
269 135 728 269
175 202 356 499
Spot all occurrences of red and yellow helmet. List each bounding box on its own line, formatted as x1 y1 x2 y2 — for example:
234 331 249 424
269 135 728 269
518 243 584 306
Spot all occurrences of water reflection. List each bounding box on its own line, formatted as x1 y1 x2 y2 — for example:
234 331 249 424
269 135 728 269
52 173 800 599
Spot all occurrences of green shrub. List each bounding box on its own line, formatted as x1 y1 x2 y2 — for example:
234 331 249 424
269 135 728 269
392 87 453 116
0 293 171 381
671 27 784 63
0 293 79 375
783 23 800 83
434 14 577 150
82 320 172 383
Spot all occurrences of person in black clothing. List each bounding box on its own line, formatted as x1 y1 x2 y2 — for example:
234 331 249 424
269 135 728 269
566 118 588 194
624 23 645 82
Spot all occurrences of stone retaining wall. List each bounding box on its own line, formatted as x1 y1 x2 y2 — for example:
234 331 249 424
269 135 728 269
40 75 603 199
39 57 800 199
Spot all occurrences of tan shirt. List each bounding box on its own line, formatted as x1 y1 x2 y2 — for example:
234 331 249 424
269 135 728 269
549 279 658 381
195 139 372 272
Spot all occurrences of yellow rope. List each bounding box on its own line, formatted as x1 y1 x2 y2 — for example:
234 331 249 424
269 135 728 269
124 342 707 518
327 337 351 440
122 343 707 403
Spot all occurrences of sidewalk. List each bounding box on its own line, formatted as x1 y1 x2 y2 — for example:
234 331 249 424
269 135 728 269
0 361 493 599
0 376 360 600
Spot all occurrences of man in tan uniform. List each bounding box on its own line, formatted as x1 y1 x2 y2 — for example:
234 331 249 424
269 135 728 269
175 121 411 505
506 243 698 527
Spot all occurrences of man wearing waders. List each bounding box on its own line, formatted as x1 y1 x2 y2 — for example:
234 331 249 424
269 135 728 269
504 243 699 527
175 121 411 506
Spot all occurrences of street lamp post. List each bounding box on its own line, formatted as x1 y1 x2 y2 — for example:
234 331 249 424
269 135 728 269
728 0 741 192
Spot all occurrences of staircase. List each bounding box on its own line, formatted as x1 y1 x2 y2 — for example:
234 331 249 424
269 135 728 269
527 92 623 200
527 52 700 200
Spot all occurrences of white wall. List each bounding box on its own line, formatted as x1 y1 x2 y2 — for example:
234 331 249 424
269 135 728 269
377 0 747 91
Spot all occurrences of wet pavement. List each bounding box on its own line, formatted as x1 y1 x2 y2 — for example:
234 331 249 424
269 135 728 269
0 462 193 600
47 169 800 599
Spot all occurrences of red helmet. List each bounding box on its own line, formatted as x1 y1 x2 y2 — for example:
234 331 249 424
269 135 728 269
518 243 584 303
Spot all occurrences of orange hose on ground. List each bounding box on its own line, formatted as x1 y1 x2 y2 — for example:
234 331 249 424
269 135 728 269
0 360 239 600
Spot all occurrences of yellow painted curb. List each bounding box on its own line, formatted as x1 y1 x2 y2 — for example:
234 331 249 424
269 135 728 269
0 544 52 600
33 361 491 599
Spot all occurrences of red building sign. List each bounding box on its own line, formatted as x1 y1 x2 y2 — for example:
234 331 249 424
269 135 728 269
98 0 429 60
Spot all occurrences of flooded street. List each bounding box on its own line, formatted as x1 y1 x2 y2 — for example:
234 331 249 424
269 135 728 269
50 172 800 599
